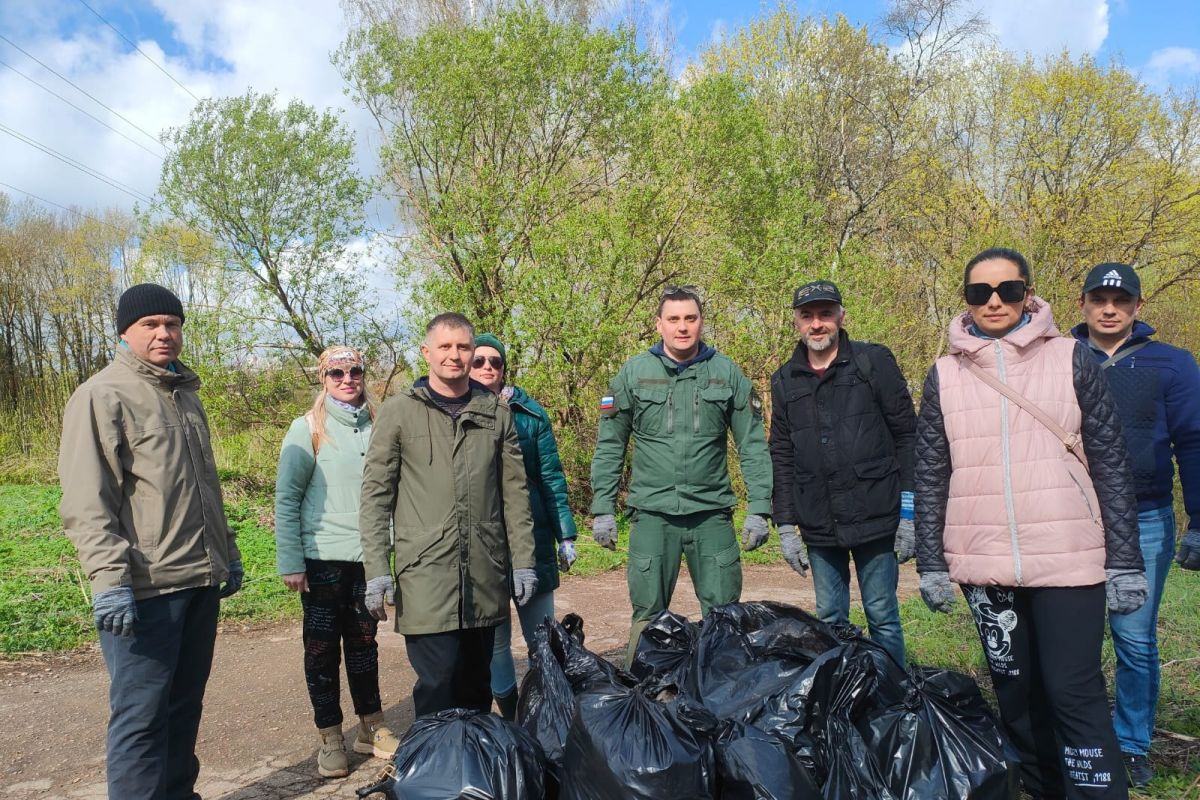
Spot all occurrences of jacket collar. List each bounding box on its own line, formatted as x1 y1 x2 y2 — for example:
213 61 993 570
788 329 854 376
408 376 498 419
948 295 1060 359
115 346 200 390
649 340 717 374
324 396 372 428
1069 319 1156 350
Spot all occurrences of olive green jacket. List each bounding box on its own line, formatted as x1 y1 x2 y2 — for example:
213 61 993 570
358 379 537 635
58 347 240 600
590 345 773 517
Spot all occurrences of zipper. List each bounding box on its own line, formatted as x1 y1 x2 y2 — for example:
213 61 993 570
1067 467 1097 518
666 387 674 434
693 387 701 433
994 342 1023 586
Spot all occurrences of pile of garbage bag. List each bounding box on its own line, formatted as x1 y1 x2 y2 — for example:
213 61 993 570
360 601 1017 800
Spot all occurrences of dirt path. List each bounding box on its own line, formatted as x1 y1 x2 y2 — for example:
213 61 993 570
0 562 919 800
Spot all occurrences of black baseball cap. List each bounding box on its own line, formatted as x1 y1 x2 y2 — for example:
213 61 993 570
1081 263 1140 298
792 280 843 308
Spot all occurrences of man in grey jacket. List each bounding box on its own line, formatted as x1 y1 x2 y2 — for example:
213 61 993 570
59 283 242 800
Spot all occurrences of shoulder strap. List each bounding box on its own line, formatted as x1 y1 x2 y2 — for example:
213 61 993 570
962 359 1088 467
1100 340 1150 369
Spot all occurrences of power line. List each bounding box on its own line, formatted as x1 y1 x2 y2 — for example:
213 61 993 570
0 33 165 149
0 123 154 204
75 0 201 103
0 58 164 160
0 179 138 237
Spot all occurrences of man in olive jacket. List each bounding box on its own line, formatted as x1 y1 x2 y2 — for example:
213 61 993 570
591 286 773 666
359 313 537 717
58 283 242 800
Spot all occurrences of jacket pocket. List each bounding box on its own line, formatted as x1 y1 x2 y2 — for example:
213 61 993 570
394 525 445 575
850 456 900 523
632 388 669 434
697 385 733 433
1064 457 1101 524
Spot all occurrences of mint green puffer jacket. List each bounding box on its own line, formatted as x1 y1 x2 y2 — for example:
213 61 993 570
274 399 373 574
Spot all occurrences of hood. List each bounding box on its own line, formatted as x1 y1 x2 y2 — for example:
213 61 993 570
115 346 200 390
948 295 1060 357
649 340 717 373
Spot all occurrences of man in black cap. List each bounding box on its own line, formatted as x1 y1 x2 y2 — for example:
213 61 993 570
1072 263 1200 786
58 283 242 800
767 280 917 666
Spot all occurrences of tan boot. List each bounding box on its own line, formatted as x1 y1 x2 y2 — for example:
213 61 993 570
354 711 400 758
316 725 349 778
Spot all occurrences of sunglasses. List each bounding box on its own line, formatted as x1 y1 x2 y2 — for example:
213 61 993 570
472 355 504 370
662 284 702 300
964 280 1027 305
325 365 364 381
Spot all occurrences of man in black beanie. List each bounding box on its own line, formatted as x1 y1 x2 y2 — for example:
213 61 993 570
58 282 242 800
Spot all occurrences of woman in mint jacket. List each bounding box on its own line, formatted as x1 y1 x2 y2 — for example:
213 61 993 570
274 346 398 778
470 333 578 720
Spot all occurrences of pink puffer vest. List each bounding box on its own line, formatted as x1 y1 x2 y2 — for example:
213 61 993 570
935 298 1105 587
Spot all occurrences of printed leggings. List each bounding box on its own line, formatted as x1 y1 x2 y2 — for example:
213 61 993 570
302 559 382 729
963 583 1128 800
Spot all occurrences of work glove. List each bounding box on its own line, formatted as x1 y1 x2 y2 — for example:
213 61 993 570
919 571 957 614
778 525 809 577
93 586 137 637
513 568 538 606
1106 569 1148 615
365 575 394 621
558 539 577 572
740 514 770 551
894 519 916 564
1176 529 1200 570
219 558 244 599
592 514 617 551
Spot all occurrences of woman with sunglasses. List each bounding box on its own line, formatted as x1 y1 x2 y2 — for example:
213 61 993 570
914 248 1146 799
469 333 578 720
274 346 398 777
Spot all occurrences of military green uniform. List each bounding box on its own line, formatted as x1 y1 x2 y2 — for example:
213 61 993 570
590 345 772 661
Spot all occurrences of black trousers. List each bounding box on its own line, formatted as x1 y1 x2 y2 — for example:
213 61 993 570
963 584 1128 800
403 626 497 718
301 559 382 728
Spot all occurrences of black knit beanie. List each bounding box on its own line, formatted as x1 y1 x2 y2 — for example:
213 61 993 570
117 283 185 333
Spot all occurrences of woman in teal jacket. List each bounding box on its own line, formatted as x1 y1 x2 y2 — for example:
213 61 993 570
274 346 398 778
470 333 578 719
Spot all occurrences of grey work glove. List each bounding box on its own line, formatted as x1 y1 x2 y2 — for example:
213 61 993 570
512 568 538 606
219 558 244 599
93 586 137 637
1177 529 1200 570
558 539 577 572
364 575 394 621
1106 568 1148 615
592 514 617 551
894 519 916 564
740 514 770 551
778 525 809 577
919 571 957 614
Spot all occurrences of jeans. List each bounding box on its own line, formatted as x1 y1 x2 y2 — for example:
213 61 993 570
1109 505 1176 756
808 536 906 667
490 590 556 696
100 586 220 800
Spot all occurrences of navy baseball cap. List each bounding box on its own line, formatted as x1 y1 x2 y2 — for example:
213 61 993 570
792 280 843 308
1081 263 1140 298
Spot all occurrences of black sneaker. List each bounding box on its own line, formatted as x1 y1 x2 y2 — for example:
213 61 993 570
1123 753 1153 787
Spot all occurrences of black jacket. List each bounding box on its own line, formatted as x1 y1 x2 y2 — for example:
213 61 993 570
915 342 1143 574
769 332 917 547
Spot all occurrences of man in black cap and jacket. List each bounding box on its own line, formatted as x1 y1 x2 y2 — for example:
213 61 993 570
768 280 917 666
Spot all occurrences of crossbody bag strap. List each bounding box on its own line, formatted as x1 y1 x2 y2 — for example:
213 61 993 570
962 358 1088 467
1099 340 1150 369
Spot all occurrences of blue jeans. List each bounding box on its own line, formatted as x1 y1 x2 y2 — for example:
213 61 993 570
1110 505 1176 756
490 590 555 695
100 586 220 800
808 536 906 667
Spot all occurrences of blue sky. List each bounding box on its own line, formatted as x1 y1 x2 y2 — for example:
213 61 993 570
1 0 1199 217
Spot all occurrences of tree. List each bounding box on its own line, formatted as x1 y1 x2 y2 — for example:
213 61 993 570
158 91 372 357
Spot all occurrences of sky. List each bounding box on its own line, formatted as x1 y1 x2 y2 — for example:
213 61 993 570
1 0 1198 220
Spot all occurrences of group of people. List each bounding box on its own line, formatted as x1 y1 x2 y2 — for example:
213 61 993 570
58 244 1198 800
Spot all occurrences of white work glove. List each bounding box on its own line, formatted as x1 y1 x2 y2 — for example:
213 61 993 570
778 525 809 577
920 571 957 614
512 568 538 606
364 575 394 621
740 514 770 551
592 514 617 550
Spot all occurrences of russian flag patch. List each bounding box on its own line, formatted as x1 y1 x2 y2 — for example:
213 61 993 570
599 395 615 410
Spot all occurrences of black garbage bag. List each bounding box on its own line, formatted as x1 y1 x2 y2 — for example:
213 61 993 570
859 667 1018 800
714 719 822 800
629 609 698 696
355 708 546 800
560 683 715 800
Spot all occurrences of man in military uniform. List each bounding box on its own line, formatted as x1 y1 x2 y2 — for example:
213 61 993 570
590 285 773 665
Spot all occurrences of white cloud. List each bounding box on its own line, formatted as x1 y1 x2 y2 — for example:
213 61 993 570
1141 46 1200 89
977 0 1109 58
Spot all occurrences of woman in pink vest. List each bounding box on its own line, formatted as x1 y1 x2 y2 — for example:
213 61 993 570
914 248 1147 800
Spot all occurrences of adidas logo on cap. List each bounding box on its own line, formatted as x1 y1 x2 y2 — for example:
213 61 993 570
1101 269 1123 287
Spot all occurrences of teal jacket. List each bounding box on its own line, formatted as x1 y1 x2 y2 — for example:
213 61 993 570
274 399 373 574
590 344 773 517
507 385 578 594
